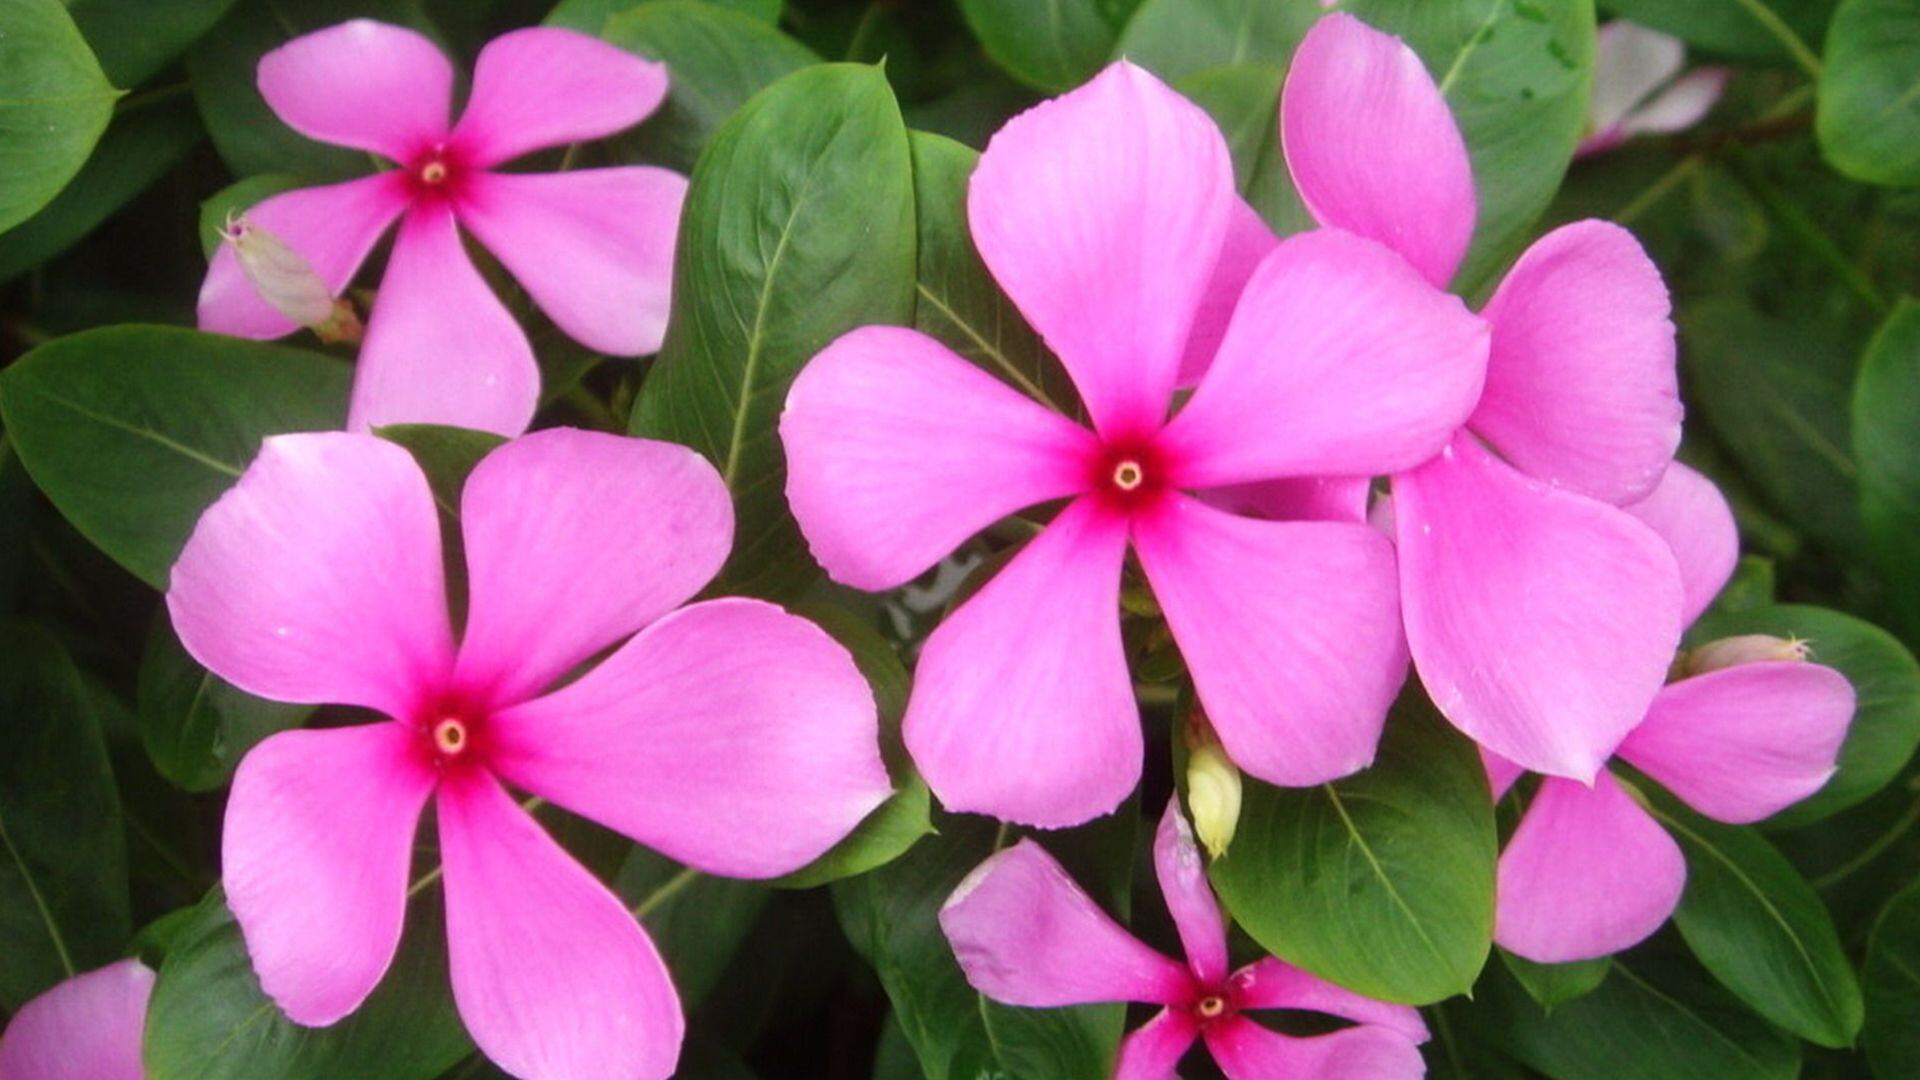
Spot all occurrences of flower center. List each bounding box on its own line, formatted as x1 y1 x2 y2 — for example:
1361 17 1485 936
432 716 469 757
418 160 448 185
1111 459 1145 491
1195 995 1227 1019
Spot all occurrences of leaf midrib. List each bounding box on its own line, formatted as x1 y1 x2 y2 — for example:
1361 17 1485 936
0 811 76 977
1322 783 1453 973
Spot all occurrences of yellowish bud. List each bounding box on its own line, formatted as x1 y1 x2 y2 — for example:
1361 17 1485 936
1186 740 1242 860
221 214 363 344
1683 633 1811 676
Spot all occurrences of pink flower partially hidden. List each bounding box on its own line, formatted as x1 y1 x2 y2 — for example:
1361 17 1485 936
1488 465 1854 963
781 60 1490 828
1579 22 1730 157
0 960 154 1080
941 801 1428 1078
197 21 687 436
166 429 890 1079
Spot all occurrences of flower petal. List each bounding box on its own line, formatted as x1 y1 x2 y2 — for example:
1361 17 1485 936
1134 495 1405 787
1588 22 1686 139
1229 958 1429 1044
198 173 410 339
167 432 453 718
1622 461 1738 626
968 60 1234 439
439 768 682 1080
257 19 452 161
449 28 668 167
0 961 154 1080
1282 13 1475 288
348 205 540 437
940 840 1193 1007
1204 1016 1427 1080
487 598 890 879
1495 772 1686 963
1157 229 1488 488
1154 799 1229 986
1177 198 1279 386
1114 1009 1199 1080
452 429 731 708
781 326 1098 591
1470 220 1680 505
903 498 1137 828
1203 476 1372 524
456 168 684 356
222 724 435 1024
1617 662 1855 824
1622 68 1730 137
1482 748 1525 801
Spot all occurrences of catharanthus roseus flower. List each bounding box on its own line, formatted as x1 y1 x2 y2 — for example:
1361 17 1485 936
780 60 1489 828
166 428 891 1078
1579 22 1730 157
941 801 1429 1078
197 20 685 437
0 960 154 1080
1487 464 1854 962
1279 14 1688 781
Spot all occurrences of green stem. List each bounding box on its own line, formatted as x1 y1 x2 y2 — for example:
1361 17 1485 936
1729 0 1824 80
1617 156 1703 225
1813 787 1920 891
631 866 698 919
1725 146 1889 315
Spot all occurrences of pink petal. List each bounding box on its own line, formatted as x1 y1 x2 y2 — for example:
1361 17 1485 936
781 326 1098 591
0 961 154 1080
1114 1009 1200 1080
1617 662 1855 824
198 173 410 339
1177 198 1279 386
1133 495 1405 786
257 20 452 162
1203 476 1372 524
968 60 1234 439
1588 22 1686 138
1482 748 1525 800
1495 772 1687 963
1229 958 1429 1044
1622 461 1738 626
1157 229 1489 488
222 723 436 1024
452 429 732 709
1627 73 1728 139
487 598 890 879
940 840 1193 1007
348 205 539 437
456 168 684 357
1153 799 1229 986
1395 435 1684 780
438 768 682 1079
1204 1016 1427 1080
1470 221 1680 505
903 499 1139 827
1281 13 1476 288
448 28 668 167
166 432 453 718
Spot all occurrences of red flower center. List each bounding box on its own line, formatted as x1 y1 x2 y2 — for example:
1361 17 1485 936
432 716 470 757
405 146 467 202
1092 438 1168 510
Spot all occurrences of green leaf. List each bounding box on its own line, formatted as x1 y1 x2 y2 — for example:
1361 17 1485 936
0 0 120 233
629 64 916 601
1502 949 1612 1009
0 326 350 588
136 617 311 793
1854 298 1920 639
1863 880 1920 1075
1116 0 1319 81
546 0 780 33
1175 64 1316 236
598 1 818 173
1689 603 1920 825
1210 692 1496 1004
958 0 1118 93
197 173 304 260
616 850 769 1008
1645 789 1865 1047
0 621 130 1009
64 0 241 87
142 888 472 1079
1603 0 1832 64
1818 0 1920 186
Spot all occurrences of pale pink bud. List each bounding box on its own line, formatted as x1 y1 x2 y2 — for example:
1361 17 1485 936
220 214 363 344
1683 633 1811 676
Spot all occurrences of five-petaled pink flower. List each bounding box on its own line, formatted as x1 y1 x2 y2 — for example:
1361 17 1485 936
941 800 1429 1078
780 59 1490 828
198 21 686 437
1486 463 1854 962
1579 22 1730 157
1276 14 1689 782
0 960 154 1080
166 428 891 1078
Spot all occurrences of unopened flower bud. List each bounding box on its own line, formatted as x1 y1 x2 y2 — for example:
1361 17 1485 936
220 214 363 344
1186 740 1242 860
1683 633 1811 676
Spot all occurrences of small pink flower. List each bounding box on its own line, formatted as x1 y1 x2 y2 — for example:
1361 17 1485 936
1487 464 1854 963
1279 13 1689 782
166 428 891 1078
0 960 154 1080
941 801 1429 1078
1579 22 1730 157
197 21 686 437
780 60 1490 828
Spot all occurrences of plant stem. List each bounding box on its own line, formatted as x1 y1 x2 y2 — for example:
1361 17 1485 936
1813 787 1920 891
1730 0 1824 80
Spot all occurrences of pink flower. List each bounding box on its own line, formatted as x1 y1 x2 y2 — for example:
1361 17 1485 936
779 61 1489 828
165 428 891 1078
1279 14 1689 781
0 960 154 1080
1579 22 1730 157
941 801 1429 1078
197 21 686 437
1487 464 1854 963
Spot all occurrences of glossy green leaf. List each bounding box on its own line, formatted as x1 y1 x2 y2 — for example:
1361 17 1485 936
0 0 120 233
1176 63 1316 236
197 173 303 260
1863 880 1920 1075
136 618 311 793
1210 693 1497 1004
1116 0 1319 81
958 0 1118 93
629 63 916 601
1854 298 1920 640
546 0 780 33
0 326 350 588
1603 0 1832 64
617 849 769 1008
0 621 130 1009
1502 949 1612 1010
65 0 242 87
1818 0 1920 186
